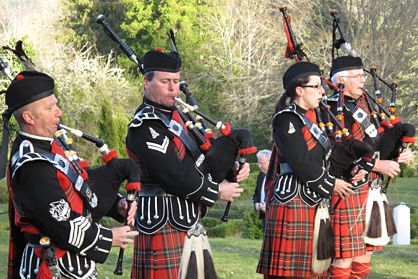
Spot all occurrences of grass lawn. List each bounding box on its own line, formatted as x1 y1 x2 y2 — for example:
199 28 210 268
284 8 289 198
0 178 417 278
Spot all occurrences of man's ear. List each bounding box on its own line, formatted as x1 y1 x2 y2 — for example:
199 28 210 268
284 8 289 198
144 79 150 90
336 76 344 84
22 110 35 125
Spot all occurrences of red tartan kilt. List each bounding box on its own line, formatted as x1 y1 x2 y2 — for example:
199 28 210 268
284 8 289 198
331 183 369 259
257 195 325 278
131 223 186 279
366 244 383 252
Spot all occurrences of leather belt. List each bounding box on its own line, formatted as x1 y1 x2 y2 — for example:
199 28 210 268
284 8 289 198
280 163 293 174
139 184 167 197
24 233 42 245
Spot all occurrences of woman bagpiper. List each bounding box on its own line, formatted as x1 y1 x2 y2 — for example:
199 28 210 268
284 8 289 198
257 62 354 278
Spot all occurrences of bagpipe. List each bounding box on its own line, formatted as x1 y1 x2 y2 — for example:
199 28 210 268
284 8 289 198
330 8 357 59
360 73 415 245
96 14 257 219
328 8 415 163
97 14 256 278
279 4 375 199
276 5 379 274
56 124 140 275
328 8 415 193
327 9 416 246
279 4 309 62
361 66 416 162
0 42 141 276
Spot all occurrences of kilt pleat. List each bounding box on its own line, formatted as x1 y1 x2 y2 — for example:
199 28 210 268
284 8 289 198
131 223 186 279
257 196 324 278
330 183 368 259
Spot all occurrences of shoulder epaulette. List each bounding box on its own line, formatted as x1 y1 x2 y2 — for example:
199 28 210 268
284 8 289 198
129 105 170 129
10 140 60 179
272 103 307 126
11 139 98 209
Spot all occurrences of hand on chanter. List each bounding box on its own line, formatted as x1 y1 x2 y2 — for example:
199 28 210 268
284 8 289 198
219 180 244 202
255 202 261 211
350 166 367 183
260 202 266 213
397 148 413 164
235 162 250 182
117 199 137 226
333 178 355 199
373 159 400 178
111 226 139 249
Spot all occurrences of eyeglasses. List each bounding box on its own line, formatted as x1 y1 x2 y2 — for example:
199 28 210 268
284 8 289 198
340 74 368 81
301 84 323 90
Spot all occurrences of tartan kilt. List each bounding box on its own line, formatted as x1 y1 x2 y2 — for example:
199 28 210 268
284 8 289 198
131 223 186 279
331 183 368 259
257 195 325 278
366 244 383 252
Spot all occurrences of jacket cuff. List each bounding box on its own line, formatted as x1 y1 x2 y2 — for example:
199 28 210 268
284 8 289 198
355 153 377 173
188 178 219 207
305 168 335 199
82 225 113 264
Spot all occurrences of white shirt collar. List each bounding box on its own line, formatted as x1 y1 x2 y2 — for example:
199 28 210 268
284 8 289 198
19 131 54 144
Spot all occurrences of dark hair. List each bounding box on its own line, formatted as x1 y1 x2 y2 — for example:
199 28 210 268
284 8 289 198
144 71 155 81
274 75 311 113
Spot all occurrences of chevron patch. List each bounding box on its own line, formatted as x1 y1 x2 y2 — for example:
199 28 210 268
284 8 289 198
149 127 160 139
146 136 169 154
69 216 91 248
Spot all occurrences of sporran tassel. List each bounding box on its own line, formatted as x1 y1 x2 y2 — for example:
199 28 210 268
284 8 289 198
317 218 335 260
202 241 217 279
364 185 390 246
382 197 397 237
186 250 198 279
179 223 215 279
311 199 333 274
367 201 382 238
179 235 193 279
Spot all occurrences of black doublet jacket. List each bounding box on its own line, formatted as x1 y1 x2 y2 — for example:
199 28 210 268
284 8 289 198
271 104 335 206
8 132 118 279
126 97 219 234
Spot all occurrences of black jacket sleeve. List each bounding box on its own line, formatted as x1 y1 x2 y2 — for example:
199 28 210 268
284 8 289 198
12 161 113 264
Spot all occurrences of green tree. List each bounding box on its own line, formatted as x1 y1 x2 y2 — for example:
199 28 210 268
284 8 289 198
98 98 118 150
113 109 130 157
